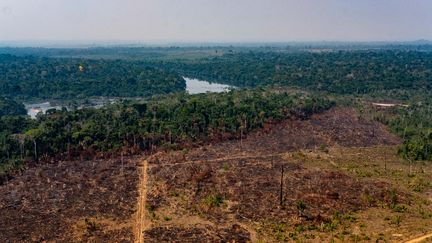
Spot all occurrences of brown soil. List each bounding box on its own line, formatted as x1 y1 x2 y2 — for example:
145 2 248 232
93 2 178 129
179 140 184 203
175 108 401 163
144 224 251 243
0 107 418 242
140 108 410 242
149 107 400 165
0 157 140 242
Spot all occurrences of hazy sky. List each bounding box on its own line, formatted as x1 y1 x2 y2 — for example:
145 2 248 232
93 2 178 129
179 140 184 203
1 0 431 43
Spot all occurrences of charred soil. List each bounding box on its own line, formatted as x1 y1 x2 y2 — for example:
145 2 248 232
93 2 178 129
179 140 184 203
2 107 429 242
0 157 140 242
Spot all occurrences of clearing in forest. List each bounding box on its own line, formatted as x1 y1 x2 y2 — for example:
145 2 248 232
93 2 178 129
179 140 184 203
0 108 431 242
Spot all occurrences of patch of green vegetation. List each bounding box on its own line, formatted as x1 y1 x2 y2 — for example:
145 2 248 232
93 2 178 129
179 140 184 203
223 163 230 171
418 207 432 219
288 231 298 241
160 142 180 151
146 205 159 221
258 221 293 242
295 225 305 233
355 169 373 178
319 144 329 153
320 219 339 232
360 192 376 206
303 233 316 240
389 189 398 209
409 176 430 192
148 211 158 221
393 204 408 213
0 159 23 181
203 194 224 208
296 200 307 216
374 101 432 163
342 213 358 223
181 148 189 154
313 211 358 234
391 215 402 227
270 223 288 241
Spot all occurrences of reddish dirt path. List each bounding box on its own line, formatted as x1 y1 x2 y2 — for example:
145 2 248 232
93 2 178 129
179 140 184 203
135 160 150 243
405 233 432 243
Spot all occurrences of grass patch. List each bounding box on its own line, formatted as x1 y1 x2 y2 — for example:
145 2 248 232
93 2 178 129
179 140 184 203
0 159 24 183
203 194 224 208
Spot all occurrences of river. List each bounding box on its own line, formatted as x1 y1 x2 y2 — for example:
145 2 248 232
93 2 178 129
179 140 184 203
184 77 232 94
25 78 233 118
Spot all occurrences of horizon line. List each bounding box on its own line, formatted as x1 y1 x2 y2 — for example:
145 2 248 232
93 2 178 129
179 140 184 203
0 39 431 49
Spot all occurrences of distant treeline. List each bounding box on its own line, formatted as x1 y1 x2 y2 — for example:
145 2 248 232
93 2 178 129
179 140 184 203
1 44 432 59
2 49 432 101
0 54 185 100
154 50 432 95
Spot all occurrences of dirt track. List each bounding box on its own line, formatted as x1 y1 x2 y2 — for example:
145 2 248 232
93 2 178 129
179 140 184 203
135 160 149 243
405 233 432 243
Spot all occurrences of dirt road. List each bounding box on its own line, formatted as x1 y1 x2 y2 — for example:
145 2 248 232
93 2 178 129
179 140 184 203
405 233 432 243
135 160 149 243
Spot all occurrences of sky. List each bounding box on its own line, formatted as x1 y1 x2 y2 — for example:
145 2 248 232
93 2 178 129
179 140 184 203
0 0 431 43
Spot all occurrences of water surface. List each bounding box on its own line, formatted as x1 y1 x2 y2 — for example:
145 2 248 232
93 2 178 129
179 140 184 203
25 78 233 118
25 98 116 119
25 102 62 119
184 77 232 94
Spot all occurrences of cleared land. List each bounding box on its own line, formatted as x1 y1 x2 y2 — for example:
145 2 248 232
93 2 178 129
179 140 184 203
0 157 140 242
1 108 431 242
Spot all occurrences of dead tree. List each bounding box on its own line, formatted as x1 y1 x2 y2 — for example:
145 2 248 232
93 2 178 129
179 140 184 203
280 164 284 207
121 151 124 176
33 139 37 161
11 134 26 160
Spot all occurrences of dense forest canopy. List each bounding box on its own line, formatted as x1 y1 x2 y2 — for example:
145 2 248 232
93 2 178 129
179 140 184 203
373 100 432 162
0 96 26 117
0 54 185 100
2 48 432 100
0 88 333 182
155 50 432 95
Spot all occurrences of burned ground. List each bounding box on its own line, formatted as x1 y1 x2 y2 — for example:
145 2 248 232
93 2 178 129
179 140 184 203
148 107 400 165
1 107 429 242
144 224 251 243
142 108 423 242
0 157 140 242
144 154 410 242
